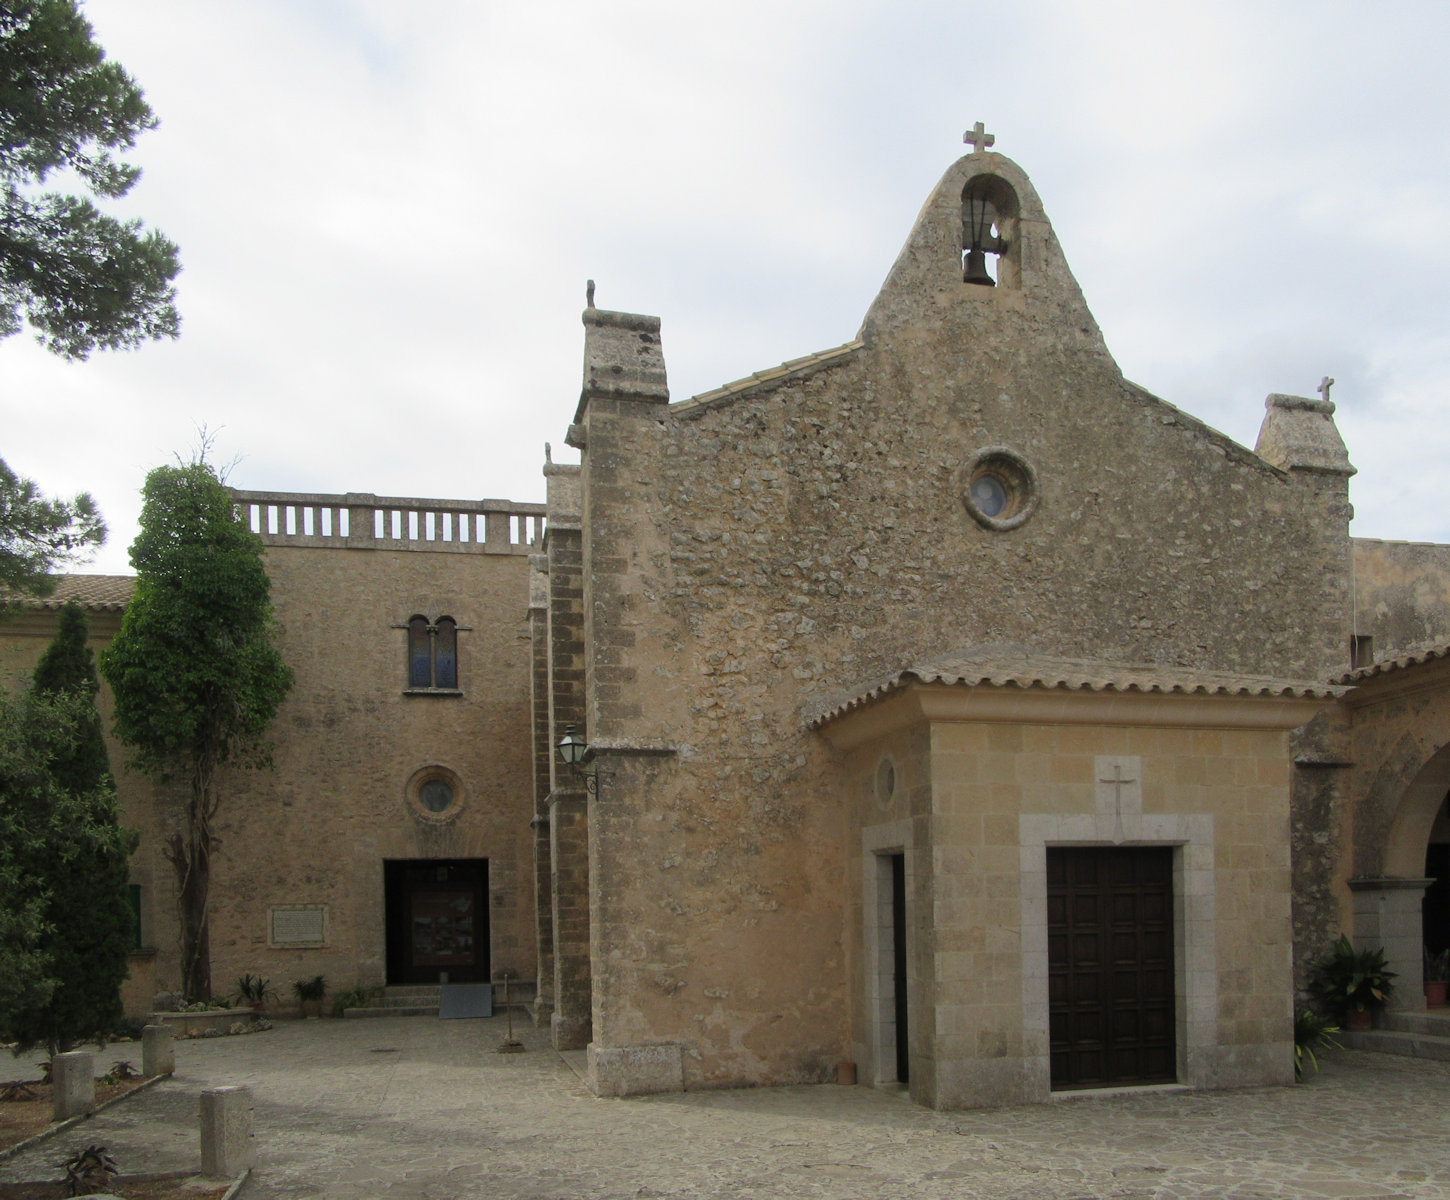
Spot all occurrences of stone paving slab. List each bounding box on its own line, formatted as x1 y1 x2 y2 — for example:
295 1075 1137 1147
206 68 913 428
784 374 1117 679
4 1017 1450 1199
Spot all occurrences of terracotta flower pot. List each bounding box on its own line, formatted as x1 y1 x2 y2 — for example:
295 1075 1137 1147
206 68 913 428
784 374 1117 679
1346 1007 1373 1032
1425 980 1448 1008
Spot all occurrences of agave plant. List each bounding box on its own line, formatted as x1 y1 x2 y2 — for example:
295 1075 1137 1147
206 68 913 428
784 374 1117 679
61 1144 118 1197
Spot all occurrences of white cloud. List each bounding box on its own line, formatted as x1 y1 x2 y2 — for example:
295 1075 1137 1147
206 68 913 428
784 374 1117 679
4 0 1449 572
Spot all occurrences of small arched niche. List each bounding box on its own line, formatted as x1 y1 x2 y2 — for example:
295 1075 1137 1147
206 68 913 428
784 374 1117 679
961 175 1021 289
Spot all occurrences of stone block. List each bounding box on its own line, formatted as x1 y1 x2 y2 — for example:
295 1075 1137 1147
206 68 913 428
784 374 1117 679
588 1043 684 1097
200 1085 255 1178
142 1023 174 1077
52 1051 94 1120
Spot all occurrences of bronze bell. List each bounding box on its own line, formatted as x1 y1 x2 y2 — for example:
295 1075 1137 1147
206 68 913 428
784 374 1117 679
963 247 995 286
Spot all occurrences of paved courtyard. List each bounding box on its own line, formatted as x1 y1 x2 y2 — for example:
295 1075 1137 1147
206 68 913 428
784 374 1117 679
4 1015 1450 1199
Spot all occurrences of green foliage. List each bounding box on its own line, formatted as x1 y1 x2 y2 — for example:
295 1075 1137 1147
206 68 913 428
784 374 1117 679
1308 934 1398 1018
100 460 292 1000
4 604 132 1057
0 0 180 359
0 683 131 1055
1425 947 1450 983
231 973 277 1006
292 975 326 1003
0 457 105 602
31 600 111 793
331 984 380 1018
1293 1008 1340 1080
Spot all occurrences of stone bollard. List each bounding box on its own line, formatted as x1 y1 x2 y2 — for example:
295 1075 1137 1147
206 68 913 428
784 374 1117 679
200 1086 255 1178
52 1051 95 1121
142 1023 175 1077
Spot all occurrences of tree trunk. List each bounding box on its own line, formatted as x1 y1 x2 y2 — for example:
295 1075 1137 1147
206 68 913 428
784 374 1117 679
166 776 214 1002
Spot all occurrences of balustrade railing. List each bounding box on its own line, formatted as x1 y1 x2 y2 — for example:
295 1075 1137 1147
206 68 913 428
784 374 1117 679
230 490 544 554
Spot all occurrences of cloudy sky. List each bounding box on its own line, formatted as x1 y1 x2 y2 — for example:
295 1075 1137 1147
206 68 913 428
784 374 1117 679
5 0 1449 575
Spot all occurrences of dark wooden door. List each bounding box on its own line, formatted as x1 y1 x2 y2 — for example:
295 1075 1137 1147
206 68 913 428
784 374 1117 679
1047 847 1175 1089
384 859 489 984
891 853 909 1083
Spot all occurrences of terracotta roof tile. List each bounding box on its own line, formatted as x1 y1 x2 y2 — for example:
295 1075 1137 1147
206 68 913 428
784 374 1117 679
6 574 134 612
808 647 1339 728
1337 643 1450 686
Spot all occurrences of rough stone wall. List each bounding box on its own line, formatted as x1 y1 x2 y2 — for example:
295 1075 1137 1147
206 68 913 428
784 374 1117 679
570 152 1349 1093
201 542 536 1007
0 603 162 1018
1353 539 1450 660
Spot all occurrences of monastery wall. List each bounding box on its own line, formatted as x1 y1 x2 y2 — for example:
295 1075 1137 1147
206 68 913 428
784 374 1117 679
1353 538 1450 660
194 534 537 1010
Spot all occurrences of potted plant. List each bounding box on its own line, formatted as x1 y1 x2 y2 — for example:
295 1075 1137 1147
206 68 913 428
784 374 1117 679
1424 949 1450 1008
292 975 327 1019
233 973 278 1014
1308 935 1396 1031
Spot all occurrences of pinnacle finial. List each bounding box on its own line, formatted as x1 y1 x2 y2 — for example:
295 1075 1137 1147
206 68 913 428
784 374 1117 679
963 121 995 154
586 279 596 308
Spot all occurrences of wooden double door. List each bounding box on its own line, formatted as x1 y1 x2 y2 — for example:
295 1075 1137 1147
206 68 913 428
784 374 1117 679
384 858 489 985
1047 847 1176 1089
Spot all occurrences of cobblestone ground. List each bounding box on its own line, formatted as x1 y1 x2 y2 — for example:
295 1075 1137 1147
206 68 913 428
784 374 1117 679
4 1016 1450 1199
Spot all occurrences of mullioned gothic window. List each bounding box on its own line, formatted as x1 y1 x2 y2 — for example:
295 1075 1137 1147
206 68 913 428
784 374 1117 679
407 615 458 691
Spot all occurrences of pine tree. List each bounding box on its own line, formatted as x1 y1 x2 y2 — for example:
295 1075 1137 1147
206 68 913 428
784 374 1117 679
5 602 134 1055
0 0 180 358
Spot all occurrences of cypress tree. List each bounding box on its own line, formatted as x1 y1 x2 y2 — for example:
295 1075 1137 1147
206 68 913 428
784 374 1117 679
7 601 134 1055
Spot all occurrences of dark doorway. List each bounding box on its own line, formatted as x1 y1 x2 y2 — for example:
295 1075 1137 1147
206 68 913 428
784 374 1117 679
1425 842 1450 955
1047 847 1175 1089
890 853 909 1083
384 859 489 985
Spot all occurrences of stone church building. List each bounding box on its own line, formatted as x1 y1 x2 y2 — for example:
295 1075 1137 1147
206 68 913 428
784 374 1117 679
7 134 1450 1109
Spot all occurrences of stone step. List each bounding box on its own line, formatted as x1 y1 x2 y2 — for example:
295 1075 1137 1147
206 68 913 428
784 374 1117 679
1341 1028 1450 1062
342 980 536 1020
1380 1010 1450 1037
345 1004 438 1019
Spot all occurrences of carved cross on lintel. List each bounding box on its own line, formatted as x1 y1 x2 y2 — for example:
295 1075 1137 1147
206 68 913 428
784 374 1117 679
963 121 995 154
1318 376 1334 403
1099 762 1138 845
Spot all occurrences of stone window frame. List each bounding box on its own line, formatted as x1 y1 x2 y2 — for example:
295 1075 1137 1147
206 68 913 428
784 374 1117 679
406 763 465 823
961 446 1038 531
1018 756 1216 1101
396 614 468 696
861 819 915 1087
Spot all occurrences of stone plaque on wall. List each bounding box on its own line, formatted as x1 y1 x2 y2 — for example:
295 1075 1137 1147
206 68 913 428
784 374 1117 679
269 905 327 947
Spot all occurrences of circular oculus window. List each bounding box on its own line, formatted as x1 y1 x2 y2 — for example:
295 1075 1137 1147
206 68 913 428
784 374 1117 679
405 764 464 822
962 446 1038 531
875 756 897 808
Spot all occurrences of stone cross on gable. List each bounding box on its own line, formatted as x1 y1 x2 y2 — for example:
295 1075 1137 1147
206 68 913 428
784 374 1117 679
1318 376 1334 403
963 121 995 154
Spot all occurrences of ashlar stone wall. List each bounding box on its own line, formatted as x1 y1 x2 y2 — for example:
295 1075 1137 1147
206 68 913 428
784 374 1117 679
191 537 538 1008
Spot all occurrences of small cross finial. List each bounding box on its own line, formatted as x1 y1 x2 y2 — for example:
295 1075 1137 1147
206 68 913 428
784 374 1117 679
963 121 995 154
586 279 596 308
1318 376 1334 403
